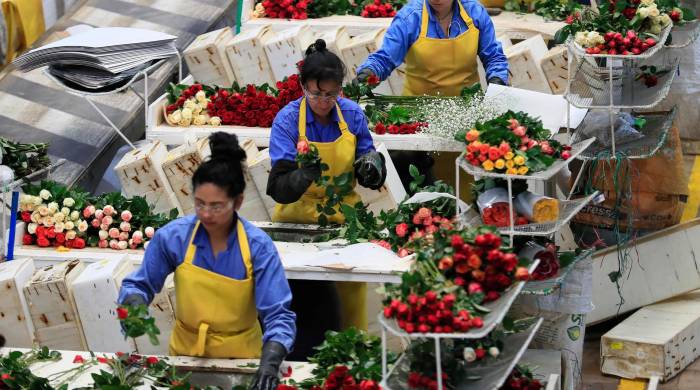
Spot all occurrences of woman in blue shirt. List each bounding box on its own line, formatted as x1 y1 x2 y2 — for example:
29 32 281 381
266 39 387 360
119 132 295 390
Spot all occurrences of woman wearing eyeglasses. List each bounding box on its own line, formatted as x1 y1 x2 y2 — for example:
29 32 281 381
119 132 296 390
266 39 387 360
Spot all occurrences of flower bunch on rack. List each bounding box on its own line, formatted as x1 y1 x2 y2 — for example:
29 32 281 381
254 0 310 19
361 0 398 18
382 225 530 334
364 104 427 135
253 0 406 19
458 111 571 175
165 83 220 127
0 137 50 178
472 178 560 227
19 181 176 251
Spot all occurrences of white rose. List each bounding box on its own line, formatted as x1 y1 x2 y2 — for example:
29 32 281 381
178 118 192 127
181 107 193 120
649 23 662 34
199 102 209 112
658 14 671 26
64 221 75 231
47 202 59 214
63 198 75 207
195 90 207 103
648 4 659 16
209 116 222 126
463 347 476 362
39 189 51 200
575 31 587 46
27 223 38 234
70 210 80 221
638 6 651 18
640 0 654 5
43 216 55 227
78 220 89 232
169 110 182 124
31 212 41 223
488 347 500 358
193 105 203 115
54 212 65 222
61 207 70 216
184 99 197 111
193 114 208 126
32 196 42 206
66 230 77 240
54 222 65 233
20 194 31 206
38 206 50 216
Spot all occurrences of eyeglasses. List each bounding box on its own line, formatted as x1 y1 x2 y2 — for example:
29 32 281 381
303 87 340 103
194 201 233 215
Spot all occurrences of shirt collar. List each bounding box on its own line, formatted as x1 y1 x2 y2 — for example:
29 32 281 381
304 97 341 124
193 214 240 250
427 0 462 37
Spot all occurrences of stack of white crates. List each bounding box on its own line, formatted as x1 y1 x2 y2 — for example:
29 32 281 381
184 27 237 87
0 258 36 347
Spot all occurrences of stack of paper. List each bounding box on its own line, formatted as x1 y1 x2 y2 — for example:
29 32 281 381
13 27 178 91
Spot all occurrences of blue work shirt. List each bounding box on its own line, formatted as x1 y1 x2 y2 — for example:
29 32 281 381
358 0 509 84
118 214 296 352
269 96 375 165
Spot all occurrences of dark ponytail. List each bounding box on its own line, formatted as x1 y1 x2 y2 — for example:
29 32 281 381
299 39 346 87
192 132 247 199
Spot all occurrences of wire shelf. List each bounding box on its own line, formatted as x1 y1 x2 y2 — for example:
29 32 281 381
456 138 595 181
565 54 680 109
667 19 700 48
496 192 600 237
381 318 544 390
378 260 539 340
521 249 594 296
570 107 677 160
567 24 672 61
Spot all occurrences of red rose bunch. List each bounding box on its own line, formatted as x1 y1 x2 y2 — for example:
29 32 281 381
373 121 427 135
481 202 528 228
260 0 311 19
408 372 448 390
391 206 454 255
383 291 481 334
32 225 86 249
361 0 397 17
166 83 203 114
276 74 304 107
529 243 560 281
501 365 543 390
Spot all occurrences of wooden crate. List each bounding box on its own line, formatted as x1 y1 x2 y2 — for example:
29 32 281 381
115 140 181 216
0 258 36 348
601 290 700 381
184 27 237 87
163 138 212 215
70 257 135 352
340 28 393 94
504 35 551 94
540 46 569 95
353 143 406 215
248 148 277 219
23 259 87 350
225 24 277 86
263 24 316 82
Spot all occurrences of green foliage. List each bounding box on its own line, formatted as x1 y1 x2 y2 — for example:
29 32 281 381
0 137 51 179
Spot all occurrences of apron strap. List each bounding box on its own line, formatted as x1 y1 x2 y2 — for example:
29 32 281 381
298 98 308 141
419 0 430 38
195 322 210 356
335 103 351 135
183 221 201 265
236 220 254 278
456 1 474 28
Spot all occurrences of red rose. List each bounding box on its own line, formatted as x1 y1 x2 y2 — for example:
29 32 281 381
55 233 66 244
395 223 409 238
117 307 129 320
297 140 310 155
146 356 159 366
97 357 108 364
366 74 380 86
222 111 235 124
37 236 50 247
22 234 34 245
73 238 86 249
388 124 399 134
373 122 386 134
72 355 85 364
46 229 56 239
20 211 31 222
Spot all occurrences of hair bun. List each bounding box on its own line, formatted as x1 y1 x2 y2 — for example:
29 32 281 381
209 132 246 162
305 39 327 56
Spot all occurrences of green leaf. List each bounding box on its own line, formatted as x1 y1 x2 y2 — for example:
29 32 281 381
634 117 647 129
682 7 696 20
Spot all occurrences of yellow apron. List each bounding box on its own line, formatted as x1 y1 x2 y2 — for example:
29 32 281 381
169 220 263 358
402 0 480 97
1 0 45 63
272 98 367 330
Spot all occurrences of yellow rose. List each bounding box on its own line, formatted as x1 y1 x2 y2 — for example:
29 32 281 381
193 114 207 126
482 160 495 171
209 116 222 126
518 166 529 175
504 152 514 160
514 155 526 166
506 168 518 175
494 159 506 170
506 160 515 169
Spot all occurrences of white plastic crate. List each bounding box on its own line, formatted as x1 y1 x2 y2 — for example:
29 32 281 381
263 24 316 82
184 27 237 87
225 24 277 86
340 28 393 94
70 257 135 352
540 45 568 95
248 148 277 219
0 258 36 347
317 26 352 60
115 141 182 216
23 260 87 350
504 35 551 94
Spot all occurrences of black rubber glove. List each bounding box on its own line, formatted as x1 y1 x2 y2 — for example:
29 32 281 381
354 151 387 190
267 160 321 204
352 68 375 86
250 341 287 390
487 77 507 86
